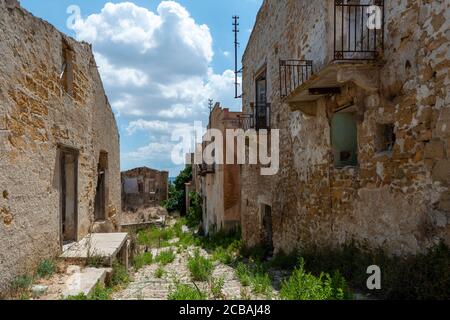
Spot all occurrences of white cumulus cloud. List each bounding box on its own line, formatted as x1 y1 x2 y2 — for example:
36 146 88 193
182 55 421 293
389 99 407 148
72 1 241 172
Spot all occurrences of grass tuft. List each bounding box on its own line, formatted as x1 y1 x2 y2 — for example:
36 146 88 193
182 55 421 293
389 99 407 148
37 259 56 278
168 283 207 300
155 249 176 266
188 249 214 282
133 252 153 270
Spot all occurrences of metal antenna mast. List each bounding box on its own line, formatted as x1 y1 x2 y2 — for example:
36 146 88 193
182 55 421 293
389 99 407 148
208 99 214 113
233 16 242 99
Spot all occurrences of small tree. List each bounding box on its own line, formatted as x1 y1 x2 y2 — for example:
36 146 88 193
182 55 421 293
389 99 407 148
163 166 192 213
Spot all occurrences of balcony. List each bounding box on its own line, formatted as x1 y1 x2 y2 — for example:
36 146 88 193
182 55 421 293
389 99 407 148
280 0 384 115
238 103 271 131
279 60 314 100
334 0 385 61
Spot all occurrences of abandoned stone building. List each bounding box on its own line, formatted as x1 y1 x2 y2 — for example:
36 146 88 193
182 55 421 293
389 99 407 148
197 104 242 235
121 167 169 212
0 1 121 293
240 0 450 255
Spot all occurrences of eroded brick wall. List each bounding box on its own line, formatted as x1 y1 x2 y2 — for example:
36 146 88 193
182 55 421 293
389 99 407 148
241 0 450 255
0 1 120 293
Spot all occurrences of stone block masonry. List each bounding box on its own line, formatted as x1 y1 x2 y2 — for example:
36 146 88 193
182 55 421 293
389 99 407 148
0 0 121 294
240 0 450 255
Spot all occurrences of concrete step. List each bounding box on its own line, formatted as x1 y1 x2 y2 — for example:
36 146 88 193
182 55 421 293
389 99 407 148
62 267 110 298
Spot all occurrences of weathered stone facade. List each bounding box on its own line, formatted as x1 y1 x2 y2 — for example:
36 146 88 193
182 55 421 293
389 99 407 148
0 1 121 293
121 167 169 212
198 104 241 235
240 0 450 255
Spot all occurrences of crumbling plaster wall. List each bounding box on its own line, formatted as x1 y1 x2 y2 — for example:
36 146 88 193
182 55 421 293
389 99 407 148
241 0 450 255
0 1 120 293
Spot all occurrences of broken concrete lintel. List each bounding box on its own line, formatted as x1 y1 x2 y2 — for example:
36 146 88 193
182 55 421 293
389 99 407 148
336 67 380 94
289 100 318 116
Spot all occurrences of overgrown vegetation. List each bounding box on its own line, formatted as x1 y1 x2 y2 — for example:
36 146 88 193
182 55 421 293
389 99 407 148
137 225 175 248
155 266 166 279
188 249 214 281
210 277 225 299
186 191 202 228
36 259 56 278
155 249 176 266
66 284 112 300
110 262 131 288
298 241 450 300
168 282 207 300
11 275 33 294
133 252 153 270
163 166 192 213
280 259 350 300
234 262 272 297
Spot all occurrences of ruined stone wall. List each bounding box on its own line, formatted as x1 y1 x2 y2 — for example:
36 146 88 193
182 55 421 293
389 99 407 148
241 0 450 255
121 167 169 211
0 1 120 293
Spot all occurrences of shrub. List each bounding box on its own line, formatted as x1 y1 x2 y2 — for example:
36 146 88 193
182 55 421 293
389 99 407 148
236 263 251 287
188 249 214 281
168 283 207 300
155 249 176 266
186 192 202 228
37 259 56 278
199 229 242 253
212 247 233 265
251 272 272 296
163 167 192 213
133 252 153 270
280 259 349 300
110 262 130 288
11 275 32 291
300 241 450 300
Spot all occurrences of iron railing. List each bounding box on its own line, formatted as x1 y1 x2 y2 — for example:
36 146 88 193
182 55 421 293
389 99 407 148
238 113 254 131
334 0 384 60
239 103 271 131
279 60 314 99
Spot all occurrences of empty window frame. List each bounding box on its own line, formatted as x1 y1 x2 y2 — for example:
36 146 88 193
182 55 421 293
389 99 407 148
331 111 358 167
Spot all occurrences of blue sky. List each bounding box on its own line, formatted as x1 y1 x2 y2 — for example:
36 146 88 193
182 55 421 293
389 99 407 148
20 0 262 177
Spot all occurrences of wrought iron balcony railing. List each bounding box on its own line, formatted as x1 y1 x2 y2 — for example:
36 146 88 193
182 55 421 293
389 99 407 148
279 60 314 99
238 113 254 131
334 0 385 60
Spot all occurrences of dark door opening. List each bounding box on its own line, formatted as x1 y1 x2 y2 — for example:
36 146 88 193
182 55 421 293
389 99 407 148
59 147 78 245
262 204 274 254
94 152 108 222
